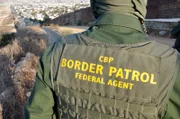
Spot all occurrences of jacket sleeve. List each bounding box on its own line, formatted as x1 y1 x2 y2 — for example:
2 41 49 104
24 44 56 119
171 24 180 38
164 67 180 119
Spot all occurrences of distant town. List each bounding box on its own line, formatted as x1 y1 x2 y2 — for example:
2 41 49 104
11 3 89 26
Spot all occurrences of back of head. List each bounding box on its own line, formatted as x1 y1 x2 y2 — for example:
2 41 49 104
90 0 147 21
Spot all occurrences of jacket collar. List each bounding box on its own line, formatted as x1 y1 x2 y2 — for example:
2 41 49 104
93 13 145 33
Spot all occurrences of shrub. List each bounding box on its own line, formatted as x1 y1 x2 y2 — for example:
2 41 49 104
0 54 24 119
0 33 15 48
18 37 47 56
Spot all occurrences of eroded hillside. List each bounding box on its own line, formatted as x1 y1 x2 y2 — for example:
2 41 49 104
0 26 48 119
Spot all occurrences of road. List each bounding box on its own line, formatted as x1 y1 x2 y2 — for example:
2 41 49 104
0 5 11 18
0 5 12 26
0 5 16 33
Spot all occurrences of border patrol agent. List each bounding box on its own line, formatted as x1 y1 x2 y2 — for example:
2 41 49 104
25 0 180 119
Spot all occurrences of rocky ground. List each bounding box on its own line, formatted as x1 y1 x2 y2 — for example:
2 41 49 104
0 25 86 119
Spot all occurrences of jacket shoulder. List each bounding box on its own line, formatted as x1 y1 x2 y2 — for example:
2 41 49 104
149 41 178 58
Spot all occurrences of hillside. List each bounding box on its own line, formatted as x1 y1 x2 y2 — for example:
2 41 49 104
0 24 88 119
0 26 49 119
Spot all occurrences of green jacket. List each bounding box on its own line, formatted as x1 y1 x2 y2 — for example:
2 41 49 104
171 22 180 48
24 13 180 119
